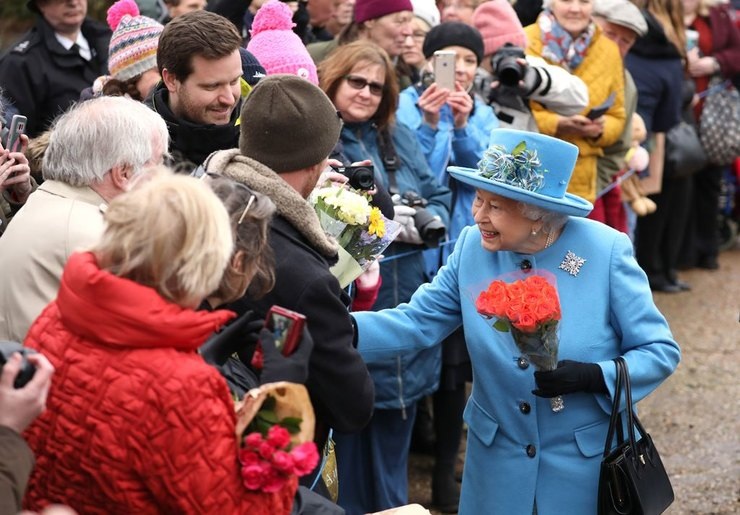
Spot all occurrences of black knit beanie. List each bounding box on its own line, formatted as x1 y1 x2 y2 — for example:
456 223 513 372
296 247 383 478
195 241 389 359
239 74 343 173
422 21 485 64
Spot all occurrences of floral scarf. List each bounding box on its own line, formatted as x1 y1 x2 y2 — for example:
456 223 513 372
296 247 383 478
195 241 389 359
538 9 595 72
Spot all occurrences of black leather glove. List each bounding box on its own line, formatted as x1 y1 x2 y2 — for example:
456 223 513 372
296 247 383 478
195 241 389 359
532 360 607 398
199 310 263 367
260 327 314 385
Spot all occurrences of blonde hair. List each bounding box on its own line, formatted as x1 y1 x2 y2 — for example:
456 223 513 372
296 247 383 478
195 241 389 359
93 172 234 307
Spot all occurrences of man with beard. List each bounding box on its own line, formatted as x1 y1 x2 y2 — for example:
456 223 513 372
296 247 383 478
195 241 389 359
0 0 110 138
147 10 244 173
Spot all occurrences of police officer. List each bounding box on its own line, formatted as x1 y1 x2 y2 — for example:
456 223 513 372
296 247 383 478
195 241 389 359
0 0 110 138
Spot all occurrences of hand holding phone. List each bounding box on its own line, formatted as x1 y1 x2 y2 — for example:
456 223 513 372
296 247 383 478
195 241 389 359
5 115 27 154
250 306 306 370
433 50 456 91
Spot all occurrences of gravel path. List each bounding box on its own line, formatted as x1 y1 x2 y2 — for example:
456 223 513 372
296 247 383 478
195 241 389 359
408 245 740 514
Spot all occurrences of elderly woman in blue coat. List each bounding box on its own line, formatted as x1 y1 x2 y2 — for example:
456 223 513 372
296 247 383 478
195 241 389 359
352 128 680 515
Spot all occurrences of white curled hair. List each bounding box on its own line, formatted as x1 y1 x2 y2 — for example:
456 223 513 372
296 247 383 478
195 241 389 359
42 96 169 186
518 202 569 233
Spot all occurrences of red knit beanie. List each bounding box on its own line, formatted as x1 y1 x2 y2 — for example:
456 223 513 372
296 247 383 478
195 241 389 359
472 0 527 57
354 0 414 24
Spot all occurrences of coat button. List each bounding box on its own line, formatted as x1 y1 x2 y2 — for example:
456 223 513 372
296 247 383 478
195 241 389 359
519 402 531 414
517 356 529 369
526 444 536 458
520 259 532 271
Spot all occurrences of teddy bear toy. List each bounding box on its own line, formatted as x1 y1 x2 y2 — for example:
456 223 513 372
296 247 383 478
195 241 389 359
620 113 657 216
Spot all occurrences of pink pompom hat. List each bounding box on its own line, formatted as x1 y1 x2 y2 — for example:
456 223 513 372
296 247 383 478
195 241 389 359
247 0 319 85
106 0 164 81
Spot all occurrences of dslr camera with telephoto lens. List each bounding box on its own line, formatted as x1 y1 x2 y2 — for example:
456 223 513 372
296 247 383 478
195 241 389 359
491 43 527 88
393 191 446 248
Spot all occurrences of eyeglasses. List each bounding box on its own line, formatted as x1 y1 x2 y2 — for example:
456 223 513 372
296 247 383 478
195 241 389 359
199 171 257 225
344 75 385 97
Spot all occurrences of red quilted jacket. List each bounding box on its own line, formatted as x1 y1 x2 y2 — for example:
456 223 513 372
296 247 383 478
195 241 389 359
22 252 297 514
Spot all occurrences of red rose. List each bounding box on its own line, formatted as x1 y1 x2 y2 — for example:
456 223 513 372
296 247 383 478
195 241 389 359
267 425 292 450
271 450 295 473
241 463 266 490
244 432 264 450
290 442 320 476
512 313 538 332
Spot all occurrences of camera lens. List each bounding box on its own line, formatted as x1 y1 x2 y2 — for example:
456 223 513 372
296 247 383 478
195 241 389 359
413 208 446 248
349 167 375 191
497 58 524 87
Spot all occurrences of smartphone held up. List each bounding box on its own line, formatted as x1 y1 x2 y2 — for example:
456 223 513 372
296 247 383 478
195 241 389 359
265 306 306 357
433 50 456 91
4 115 27 153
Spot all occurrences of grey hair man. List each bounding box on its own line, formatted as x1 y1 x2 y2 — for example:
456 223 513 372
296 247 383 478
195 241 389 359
0 95 168 342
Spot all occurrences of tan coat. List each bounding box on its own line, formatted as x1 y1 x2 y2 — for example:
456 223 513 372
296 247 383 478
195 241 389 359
0 180 106 342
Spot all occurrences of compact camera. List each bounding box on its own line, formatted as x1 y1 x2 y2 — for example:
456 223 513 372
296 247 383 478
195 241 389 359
332 164 375 191
394 191 446 248
0 341 37 389
491 44 527 88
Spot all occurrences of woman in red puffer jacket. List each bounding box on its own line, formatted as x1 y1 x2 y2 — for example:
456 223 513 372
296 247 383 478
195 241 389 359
22 173 296 514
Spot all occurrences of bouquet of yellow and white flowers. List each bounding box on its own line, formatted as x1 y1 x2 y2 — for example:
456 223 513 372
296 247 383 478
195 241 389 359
312 185 401 287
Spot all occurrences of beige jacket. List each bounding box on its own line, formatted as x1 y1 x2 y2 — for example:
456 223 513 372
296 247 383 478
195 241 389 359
0 180 106 342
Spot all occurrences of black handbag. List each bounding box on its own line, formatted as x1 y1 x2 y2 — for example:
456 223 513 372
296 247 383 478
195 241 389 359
597 357 674 515
665 120 708 179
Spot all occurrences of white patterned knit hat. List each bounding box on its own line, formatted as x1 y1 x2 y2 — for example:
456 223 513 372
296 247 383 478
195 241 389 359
106 0 164 81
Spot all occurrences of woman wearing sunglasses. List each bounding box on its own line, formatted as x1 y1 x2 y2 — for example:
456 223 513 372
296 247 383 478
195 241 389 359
318 40 451 514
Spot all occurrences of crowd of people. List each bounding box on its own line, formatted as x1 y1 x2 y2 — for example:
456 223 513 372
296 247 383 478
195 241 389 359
0 0 737 513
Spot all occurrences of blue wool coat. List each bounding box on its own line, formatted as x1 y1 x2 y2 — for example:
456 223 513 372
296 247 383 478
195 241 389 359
353 217 680 514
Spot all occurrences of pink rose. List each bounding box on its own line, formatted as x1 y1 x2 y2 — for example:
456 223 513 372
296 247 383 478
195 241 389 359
259 440 276 460
267 425 292 449
238 448 261 466
262 469 288 493
290 442 320 476
271 449 295 473
244 432 264 449
241 464 265 491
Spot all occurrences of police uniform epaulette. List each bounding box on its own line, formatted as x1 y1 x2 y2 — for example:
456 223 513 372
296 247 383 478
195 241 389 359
11 31 41 54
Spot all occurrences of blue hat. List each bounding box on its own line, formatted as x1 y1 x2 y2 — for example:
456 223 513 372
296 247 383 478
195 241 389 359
448 129 593 217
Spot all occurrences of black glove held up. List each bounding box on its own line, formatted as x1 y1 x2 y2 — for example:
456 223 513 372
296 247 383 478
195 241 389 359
260 327 314 385
200 310 263 366
532 360 607 398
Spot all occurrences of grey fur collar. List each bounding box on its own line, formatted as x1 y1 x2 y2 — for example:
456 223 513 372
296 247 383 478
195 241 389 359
205 149 338 258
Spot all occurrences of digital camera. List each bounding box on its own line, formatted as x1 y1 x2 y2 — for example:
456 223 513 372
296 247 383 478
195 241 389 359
394 191 446 248
332 164 375 191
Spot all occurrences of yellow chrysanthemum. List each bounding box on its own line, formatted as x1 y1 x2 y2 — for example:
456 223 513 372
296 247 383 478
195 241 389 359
367 207 385 238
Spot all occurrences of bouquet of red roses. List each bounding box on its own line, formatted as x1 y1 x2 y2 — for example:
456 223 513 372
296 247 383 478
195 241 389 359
475 271 565 412
235 383 320 493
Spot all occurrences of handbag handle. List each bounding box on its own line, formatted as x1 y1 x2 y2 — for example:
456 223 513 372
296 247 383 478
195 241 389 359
604 358 653 459
602 358 624 458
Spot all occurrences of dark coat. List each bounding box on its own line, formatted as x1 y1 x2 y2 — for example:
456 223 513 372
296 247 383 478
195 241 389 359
204 150 375 443
0 16 110 137
0 426 34 515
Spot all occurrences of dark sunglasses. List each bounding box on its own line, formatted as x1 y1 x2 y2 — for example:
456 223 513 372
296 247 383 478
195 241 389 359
344 75 385 97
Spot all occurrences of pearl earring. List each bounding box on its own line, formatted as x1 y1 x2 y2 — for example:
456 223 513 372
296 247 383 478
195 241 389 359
531 228 537 236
